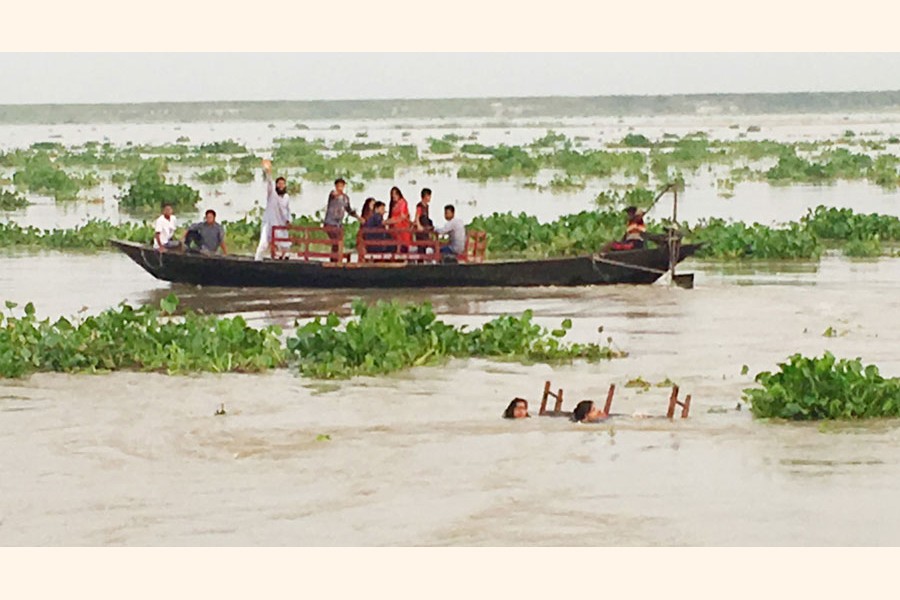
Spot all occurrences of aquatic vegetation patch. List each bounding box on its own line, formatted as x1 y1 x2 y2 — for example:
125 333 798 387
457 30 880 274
11 152 93 201
286 300 622 379
0 295 286 378
743 352 900 420
119 159 200 211
688 219 822 260
272 136 419 182
0 189 29 210
196 167 229 184
198 140 248 154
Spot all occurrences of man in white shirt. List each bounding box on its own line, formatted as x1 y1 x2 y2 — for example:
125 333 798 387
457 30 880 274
255 159 292 261
434 204 466 256
153 203 181 252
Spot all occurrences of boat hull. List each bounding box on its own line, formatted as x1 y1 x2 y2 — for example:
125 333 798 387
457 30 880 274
111 241 698 288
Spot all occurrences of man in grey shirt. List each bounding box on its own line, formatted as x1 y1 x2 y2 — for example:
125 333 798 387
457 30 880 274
184 209 227 255
323 178 360 260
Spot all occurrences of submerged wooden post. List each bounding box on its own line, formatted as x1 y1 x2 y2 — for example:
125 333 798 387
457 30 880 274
681 394 692 419
554 388 564 413
668 187 679 284
603 384 615 415
666 386 691 419
540 381 551 415
666 385 680 419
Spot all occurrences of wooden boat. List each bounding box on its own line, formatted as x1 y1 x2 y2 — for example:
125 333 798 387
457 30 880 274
110 225 699 288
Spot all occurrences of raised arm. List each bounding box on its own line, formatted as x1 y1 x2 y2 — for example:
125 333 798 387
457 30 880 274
262 159 273 195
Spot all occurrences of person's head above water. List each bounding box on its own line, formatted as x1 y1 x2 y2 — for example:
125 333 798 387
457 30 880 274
572 400 595 422
503 398 530 419
572 400 609 422
275 176 287 196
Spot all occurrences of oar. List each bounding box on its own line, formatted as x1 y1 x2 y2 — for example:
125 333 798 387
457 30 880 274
642 183 675 217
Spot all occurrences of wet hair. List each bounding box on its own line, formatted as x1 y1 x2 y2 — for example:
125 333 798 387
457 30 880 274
444 204 455 215
335 177 346 185
421 187 432 198
503 398 530 419
275 176 286 185
572 400 594 422
373 201 386 210
205 209 216 218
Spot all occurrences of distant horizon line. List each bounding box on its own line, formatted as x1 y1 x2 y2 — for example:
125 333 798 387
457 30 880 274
3 88 900 108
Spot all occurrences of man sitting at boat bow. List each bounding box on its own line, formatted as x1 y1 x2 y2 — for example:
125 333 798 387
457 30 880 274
153 203 182 252
184 209 227 255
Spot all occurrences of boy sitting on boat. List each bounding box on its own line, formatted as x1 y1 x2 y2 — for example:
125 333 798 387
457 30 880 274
361 201 394 253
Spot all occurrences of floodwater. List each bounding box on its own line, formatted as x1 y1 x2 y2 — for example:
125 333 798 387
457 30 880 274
3 250 900 545
4 112 900 229
3 113 900 545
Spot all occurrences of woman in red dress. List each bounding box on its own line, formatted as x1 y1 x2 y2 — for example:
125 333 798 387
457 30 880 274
385 186 412 251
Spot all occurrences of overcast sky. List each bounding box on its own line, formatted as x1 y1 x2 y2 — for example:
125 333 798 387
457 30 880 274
2 53 900 104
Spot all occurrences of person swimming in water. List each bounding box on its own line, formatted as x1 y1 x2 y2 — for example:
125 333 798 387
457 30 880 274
503 398 530 419
571 400 609 423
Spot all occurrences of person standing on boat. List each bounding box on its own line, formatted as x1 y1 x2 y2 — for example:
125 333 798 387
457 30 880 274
414 187 434 253
153 203 181 252
385 186 412 251
323 177 360 261
254 159 291 261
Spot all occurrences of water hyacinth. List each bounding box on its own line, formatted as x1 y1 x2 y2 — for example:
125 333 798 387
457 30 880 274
286 299 623 379
0 295 286 378
743 352 900 420
1 296 621 380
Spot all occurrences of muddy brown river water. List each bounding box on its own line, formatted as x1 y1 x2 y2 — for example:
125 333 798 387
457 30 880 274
3 112 900 545
3 251 900 545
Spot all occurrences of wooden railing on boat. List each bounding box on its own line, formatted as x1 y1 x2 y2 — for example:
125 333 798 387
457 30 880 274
271 225 352 262
357 227 441 263
270 224 487 264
